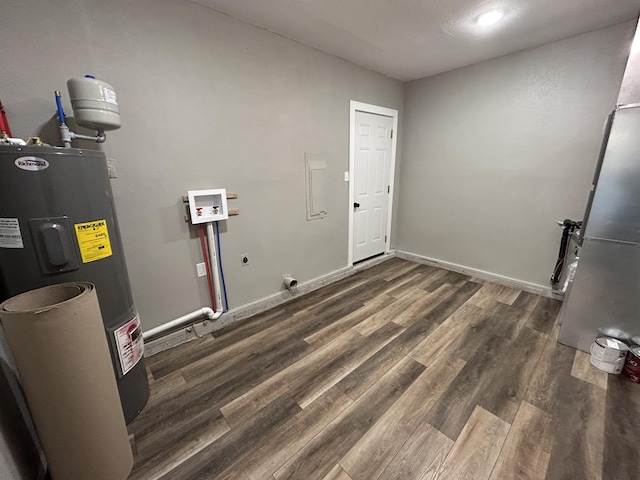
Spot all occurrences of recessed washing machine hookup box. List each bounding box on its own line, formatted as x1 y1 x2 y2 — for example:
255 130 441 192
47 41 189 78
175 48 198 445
188 189 228 224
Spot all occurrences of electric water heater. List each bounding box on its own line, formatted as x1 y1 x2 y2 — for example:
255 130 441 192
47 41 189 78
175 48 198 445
0 145 149 422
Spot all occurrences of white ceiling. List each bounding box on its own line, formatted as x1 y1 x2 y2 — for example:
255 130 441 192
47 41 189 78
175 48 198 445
192 0 640 81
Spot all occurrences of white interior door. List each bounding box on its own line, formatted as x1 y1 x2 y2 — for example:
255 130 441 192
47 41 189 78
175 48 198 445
352 111 394 263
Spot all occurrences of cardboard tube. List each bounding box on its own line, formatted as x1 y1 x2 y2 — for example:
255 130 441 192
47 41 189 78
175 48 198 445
0 282 133 480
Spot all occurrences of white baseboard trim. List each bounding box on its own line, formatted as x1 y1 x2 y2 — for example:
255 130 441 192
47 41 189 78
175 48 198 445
396 250 562 300
145 251 396 356
144 249 562 356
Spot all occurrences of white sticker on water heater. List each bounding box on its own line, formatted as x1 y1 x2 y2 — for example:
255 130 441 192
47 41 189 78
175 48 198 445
114 314 144 376
0 218 24 249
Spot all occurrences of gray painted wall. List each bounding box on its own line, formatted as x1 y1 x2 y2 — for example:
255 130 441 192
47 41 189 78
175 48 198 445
397 22 635 289
0 0 404 330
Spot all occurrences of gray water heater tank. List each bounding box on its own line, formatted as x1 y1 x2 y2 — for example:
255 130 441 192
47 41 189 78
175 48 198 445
0 145 149 423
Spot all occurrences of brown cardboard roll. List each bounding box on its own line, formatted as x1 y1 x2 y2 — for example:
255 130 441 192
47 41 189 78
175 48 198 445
0 282 133 480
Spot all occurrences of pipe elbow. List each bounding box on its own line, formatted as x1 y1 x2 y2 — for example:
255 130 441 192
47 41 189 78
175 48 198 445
202 306 223 321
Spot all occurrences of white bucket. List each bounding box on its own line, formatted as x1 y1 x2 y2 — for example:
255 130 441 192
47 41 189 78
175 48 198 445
591 337 628 362
589 337 628 374
589 351 625 374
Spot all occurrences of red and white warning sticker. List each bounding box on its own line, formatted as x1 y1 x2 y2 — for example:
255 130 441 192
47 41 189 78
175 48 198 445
114 315 144 375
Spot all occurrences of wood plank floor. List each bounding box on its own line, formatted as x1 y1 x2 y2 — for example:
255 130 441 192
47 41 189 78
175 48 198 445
128 258 640 480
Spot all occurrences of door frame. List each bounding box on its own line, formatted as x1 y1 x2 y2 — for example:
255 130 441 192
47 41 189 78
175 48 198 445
348 101 399 266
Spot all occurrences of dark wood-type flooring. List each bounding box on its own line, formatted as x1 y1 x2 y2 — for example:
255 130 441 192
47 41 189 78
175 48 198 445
128 258 640 480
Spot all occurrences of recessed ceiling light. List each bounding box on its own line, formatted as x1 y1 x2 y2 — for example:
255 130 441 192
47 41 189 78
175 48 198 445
477 9 504 26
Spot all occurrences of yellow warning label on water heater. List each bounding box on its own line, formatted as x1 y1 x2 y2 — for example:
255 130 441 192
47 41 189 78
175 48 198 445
74 219 113 263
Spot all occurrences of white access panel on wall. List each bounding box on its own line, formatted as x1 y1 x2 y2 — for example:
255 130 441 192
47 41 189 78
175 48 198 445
188 189 228 224
305 154 328 220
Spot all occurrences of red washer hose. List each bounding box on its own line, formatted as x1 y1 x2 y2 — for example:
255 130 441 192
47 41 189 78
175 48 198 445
199 224 217 311
0 99 12 137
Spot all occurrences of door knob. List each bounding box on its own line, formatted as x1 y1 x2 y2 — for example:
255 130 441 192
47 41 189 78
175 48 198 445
354 202 360 208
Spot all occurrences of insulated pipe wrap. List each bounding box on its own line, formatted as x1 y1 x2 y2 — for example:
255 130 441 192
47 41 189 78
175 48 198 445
0 282 133 480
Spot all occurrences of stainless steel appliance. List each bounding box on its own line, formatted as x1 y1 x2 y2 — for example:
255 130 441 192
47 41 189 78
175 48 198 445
558 20 640 352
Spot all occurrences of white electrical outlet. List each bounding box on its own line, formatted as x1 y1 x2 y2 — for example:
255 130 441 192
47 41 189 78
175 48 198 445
196 262 207 277
107 157 118 178
344 171 349 182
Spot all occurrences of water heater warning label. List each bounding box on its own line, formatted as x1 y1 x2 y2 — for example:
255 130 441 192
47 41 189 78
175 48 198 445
74 219 113 263
115 315 144 376
0 218 24 249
